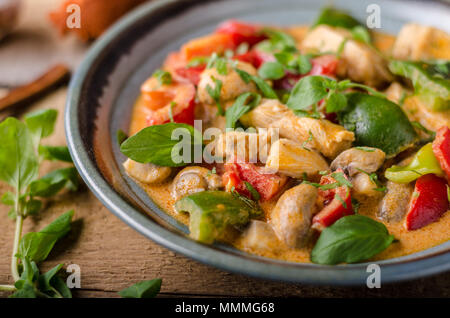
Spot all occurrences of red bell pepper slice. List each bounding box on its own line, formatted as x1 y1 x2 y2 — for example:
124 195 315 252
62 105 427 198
405 174 449 231
175 65 206 85
432 126 450 180
216 20 266 46
222 162 288 201
312 169 354 231
233 50 274 69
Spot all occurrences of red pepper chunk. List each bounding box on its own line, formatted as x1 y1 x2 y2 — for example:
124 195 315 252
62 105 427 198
175 65 206 86
432 126 450 180
405 174 449 231
216 20 267 46
222 162 288 201
312 170 354 231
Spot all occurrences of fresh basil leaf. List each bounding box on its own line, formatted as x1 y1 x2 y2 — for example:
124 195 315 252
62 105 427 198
24 109 58 141
1 191 15 206
39 145 73 163
30 167 79 197
0 118 39 192
287 76 329 110
326 92 347 113
331 171 353 188
119 279 162 298
351 26 371 44
120 123 202 167
116 130 128 146
258 61 285 80
260 29 297 53
24 199 42 216
251 75 278 99
313 7 362 30
311 215 394 265
18 210 74 262
38 264 63 292
9 282 37 298
206 77 224 115
235 68 252 84
48 275 72 298
225 92 261 129
187 56 209 67
298 55 312 74
152 69 172 85
244 182 260 201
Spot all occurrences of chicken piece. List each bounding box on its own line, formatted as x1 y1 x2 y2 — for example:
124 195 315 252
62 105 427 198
352 172 382 199
270 184 318 248
392 24 450 60
171 167 223 201
240 220 284 253
240 99 355 158
301 25 393 87
197 61 257 105
378 181 414 222
384 82 409 104
214 130 276 163
265 139 329 178
123 159 172 184
402 96 450 132
330 147 386 176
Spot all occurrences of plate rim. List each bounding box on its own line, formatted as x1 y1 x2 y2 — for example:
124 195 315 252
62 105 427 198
65 0 450 286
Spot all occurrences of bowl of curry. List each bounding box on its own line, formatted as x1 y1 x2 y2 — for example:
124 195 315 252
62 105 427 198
66 0 450 285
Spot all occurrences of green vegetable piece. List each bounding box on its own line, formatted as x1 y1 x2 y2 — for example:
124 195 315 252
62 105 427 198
175 191 261 244
311 215 394 265
29 167 79 197
385 143 443 183
18 210 74 262
119 279 162 298
287 75 329 111
152 69 172 85
120 123 202 167
39 145 73 163
24 109 58 142
0 118 39 192
225 92 261 129
389 60 450 111
313 7 363 30
338 92 417 157
258 61 285 80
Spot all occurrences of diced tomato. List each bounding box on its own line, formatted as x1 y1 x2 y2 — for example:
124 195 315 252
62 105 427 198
405 174 449 231
181 33 235 61
312 169 354 231
175 65 206 85
233 49 274 69
223 162 288 201
140 77 196 126
216 20 266 46
432 126 450 180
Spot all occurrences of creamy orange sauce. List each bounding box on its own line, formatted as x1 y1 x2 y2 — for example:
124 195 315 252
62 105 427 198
127 26 450 263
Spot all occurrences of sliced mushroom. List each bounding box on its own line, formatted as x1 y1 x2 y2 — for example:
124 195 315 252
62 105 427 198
123 159 172 184
377 181 414 222
330 147 386 177
265 138 329 178
270 184 318 248
171 166 223 201
240 220 284 254
197 61 258 105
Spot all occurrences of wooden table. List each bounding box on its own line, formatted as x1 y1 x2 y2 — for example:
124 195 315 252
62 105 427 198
1 0 449 298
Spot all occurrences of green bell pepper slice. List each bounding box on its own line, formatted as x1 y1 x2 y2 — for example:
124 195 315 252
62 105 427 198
385 143 444 183
389 60 450 111
175 191 262 244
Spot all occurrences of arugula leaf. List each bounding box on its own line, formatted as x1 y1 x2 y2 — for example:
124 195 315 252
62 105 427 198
0 118 39 192
30 167 79 198
18 210 74 263
311 215 394 264
119 279 162 298
24 109 58 143
286 76 329 110
152 69 172 85
258 61 285 80
225 92 261 129
120 123 202 167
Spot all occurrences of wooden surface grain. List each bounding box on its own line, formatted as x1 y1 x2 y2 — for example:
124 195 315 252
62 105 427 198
0 0 449 299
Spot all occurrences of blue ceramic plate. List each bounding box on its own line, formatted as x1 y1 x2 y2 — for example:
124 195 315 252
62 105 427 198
65 0 450 285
